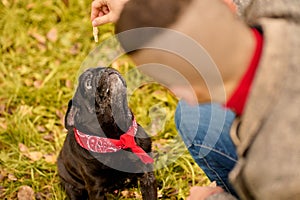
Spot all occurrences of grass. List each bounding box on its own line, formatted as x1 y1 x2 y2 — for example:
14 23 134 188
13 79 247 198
0 0 209 199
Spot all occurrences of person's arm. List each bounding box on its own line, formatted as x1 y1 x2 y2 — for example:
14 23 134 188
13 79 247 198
91 0 130 27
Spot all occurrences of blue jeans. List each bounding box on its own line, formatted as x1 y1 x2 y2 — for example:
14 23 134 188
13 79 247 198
175 100 238 196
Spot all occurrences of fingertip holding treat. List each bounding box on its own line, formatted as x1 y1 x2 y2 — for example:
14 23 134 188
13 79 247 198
92 20 97 27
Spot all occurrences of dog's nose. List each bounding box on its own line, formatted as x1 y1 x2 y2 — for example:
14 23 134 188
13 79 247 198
103 67 118 75
108 71 118 76
105 68 127 87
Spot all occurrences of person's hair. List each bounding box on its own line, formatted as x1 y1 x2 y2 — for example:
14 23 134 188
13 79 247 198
115 0 192 53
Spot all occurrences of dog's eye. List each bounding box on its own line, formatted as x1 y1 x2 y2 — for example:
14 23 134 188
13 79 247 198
85 79 92 90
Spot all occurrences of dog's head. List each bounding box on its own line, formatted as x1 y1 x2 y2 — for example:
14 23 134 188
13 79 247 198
65 67 132 138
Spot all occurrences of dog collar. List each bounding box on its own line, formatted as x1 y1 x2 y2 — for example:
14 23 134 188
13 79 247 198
73 118 154 164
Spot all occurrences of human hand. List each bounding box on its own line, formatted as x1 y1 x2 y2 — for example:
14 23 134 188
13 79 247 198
187 186 224 200
91 0 130 27
222 0 237 13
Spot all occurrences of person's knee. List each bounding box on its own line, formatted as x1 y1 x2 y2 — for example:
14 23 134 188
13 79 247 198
175 100 204 148
175 101 237 158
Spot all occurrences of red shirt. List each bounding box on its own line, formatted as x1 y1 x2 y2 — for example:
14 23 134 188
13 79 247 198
225 29 263 115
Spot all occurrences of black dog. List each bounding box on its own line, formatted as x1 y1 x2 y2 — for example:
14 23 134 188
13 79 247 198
57 67 157 200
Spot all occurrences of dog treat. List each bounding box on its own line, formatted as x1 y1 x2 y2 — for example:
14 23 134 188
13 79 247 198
93 26 99 43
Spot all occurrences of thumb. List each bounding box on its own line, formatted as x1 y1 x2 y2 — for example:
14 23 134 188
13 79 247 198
92 15 111 27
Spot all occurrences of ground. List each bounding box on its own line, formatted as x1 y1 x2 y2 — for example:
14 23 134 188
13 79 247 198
0 1 208 199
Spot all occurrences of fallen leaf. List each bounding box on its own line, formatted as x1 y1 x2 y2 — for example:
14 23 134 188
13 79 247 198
8 173 17 181
37 43 47 52
26 3 35 10
33 80 43 89
43 154 57 164
24 79 33 87
0 170 7 182
69 43 81 55
62 0 69 7
29 31 46 44
2 0 10 7
65 79 73 89
43 133 54 142
19 143 29 153
37 125 46 133
121 190 129 197
0 118 7 130
56 109 64 125
16 47 26 54
43 68 51 75
19 143 43 162
157 190 163 198
0 174 5 182
18 105 33 116
17 185 34 200
27 151 43 162
133 191 142 199
0 104 5 113
54 59 61 66
46 28 58 42
56 109 64 120
35 192 43 200
0 185 4 194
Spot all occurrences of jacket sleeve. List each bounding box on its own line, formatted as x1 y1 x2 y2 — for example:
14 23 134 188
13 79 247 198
244 0 300 22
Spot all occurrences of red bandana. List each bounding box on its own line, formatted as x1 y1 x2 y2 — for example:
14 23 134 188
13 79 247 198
73 118 154 164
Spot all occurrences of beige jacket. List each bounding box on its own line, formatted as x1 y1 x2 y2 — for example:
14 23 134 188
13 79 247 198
210 0 300 199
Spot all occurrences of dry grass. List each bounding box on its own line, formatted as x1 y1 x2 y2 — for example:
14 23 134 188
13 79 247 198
0 0 208 199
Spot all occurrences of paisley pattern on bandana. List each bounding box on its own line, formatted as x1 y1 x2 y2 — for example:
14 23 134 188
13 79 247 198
74 129 122 153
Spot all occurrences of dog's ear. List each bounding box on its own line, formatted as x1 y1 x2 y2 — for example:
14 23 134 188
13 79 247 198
65 100 77 130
